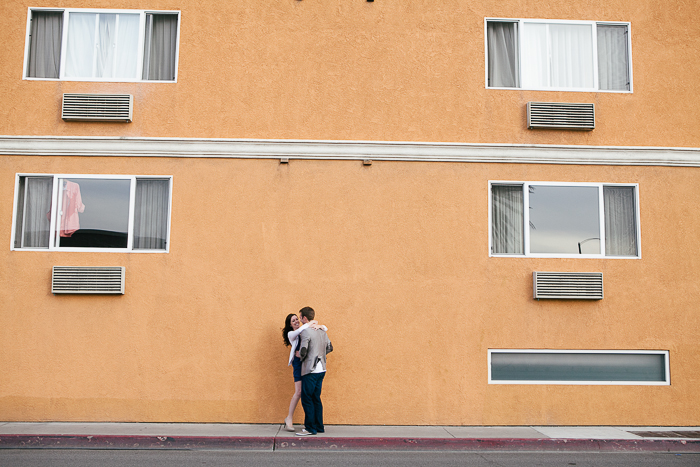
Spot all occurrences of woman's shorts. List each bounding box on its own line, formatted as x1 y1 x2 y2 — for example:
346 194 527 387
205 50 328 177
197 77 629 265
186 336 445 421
292 356 302 382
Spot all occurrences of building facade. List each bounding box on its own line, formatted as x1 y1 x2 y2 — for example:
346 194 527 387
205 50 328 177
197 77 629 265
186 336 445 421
1 0 699 425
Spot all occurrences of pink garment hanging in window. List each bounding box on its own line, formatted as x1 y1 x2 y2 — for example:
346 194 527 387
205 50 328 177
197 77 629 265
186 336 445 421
60 181 85 237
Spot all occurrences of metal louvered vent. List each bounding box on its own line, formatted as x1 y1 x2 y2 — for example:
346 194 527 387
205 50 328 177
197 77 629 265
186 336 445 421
62 94 133 122
533 272 603 300
527 102 595 130
52 266 125 294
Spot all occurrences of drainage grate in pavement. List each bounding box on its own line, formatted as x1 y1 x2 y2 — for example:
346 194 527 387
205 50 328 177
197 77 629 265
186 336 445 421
630 431 700 439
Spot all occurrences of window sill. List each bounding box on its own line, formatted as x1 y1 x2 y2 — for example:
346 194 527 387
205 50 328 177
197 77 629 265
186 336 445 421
23 77 177 83
12 248 169 253
489 253 640 259
486 86 632 93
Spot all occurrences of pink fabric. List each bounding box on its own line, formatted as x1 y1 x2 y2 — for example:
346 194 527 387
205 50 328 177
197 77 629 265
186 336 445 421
59 181 85 237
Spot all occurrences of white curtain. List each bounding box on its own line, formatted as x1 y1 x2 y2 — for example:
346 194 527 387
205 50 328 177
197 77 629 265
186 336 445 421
604 186 637 256
521 23 548 88
96 14 117 77
27 11 63 78
20 177 53 248
133 179 169 250
550 24 594 88
65 12 139 79
522 23 594 89
487 22 519 88
114 14 140 78
492 185 524 254
597 24 629 91
65 13 95 77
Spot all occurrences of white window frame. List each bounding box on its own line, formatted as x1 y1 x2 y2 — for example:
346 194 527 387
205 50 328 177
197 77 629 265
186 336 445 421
484 18 633 93
488 181 641 259
11 173 172 253
23 8 181 83
488 349 670 385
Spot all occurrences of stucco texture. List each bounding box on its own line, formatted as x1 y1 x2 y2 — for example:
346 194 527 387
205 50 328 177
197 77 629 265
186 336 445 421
1 155 699 425
0 0 699 147
1 0 699 425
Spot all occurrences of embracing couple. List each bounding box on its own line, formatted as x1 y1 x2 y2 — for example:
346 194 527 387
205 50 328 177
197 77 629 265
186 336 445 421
282 306 333 436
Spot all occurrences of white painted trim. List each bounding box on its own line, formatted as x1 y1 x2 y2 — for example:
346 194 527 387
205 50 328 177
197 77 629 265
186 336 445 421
2 136 700 167
488 349 670 385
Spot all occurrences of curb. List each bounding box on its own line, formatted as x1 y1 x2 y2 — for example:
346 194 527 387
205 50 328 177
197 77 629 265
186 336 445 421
0 435 273 450
1 435 699 452
276 437 700 452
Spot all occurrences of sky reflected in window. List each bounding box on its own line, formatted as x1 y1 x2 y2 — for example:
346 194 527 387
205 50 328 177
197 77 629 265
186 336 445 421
529 185 600 254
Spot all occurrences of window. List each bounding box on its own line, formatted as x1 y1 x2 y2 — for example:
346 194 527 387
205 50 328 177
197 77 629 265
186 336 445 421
486 19 631 91
12 175 171 252
488 350 670 385
490 182 639 258
25 9 179 81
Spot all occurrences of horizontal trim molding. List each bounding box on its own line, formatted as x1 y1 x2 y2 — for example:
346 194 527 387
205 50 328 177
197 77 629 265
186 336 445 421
2 136 700 167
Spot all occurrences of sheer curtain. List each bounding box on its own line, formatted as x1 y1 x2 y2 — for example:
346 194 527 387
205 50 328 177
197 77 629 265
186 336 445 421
95 14 117 77
133 179 169 250
521 23 548 88
65 13 96 77
142 14 178 80
550 24 594 88
492 185 524 254
27 11 63 78
522 23 594 89
597 24 630 91
113 14 140 78
65 12 139 79
604 186 637 256
20 177 53 248
487 22 519 88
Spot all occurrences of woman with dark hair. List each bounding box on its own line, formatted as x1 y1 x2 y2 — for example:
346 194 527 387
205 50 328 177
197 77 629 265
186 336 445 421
282 312 326 431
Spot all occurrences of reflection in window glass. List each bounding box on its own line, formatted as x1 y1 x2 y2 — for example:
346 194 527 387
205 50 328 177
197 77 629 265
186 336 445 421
490 351 668 383
56 178 131 248
14 174 170 251
529 185 600 254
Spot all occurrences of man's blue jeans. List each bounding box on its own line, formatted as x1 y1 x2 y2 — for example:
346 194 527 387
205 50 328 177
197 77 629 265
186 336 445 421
300 371 325 434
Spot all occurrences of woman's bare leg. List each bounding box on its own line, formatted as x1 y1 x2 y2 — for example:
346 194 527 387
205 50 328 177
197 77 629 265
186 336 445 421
285 381 302 428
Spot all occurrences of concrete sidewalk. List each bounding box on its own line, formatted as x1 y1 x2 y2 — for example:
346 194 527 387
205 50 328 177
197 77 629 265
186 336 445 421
1 422 699 452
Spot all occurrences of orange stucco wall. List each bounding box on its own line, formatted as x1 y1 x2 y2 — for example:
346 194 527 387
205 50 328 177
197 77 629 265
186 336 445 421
1 0 699 147
1 155 699 425
1 1 700 425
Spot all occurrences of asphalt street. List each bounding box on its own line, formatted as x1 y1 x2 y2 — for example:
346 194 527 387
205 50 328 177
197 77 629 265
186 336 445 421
0 450 698 467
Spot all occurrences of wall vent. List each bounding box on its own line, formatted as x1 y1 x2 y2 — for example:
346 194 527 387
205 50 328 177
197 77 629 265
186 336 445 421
52 266 125 294
533 271 603 300
527 102 595 130
62 94 133 122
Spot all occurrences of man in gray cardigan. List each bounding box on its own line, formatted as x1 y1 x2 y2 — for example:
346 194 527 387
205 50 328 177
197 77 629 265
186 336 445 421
296 306 333 436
